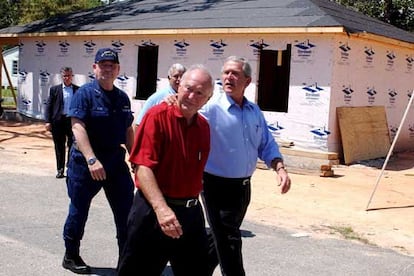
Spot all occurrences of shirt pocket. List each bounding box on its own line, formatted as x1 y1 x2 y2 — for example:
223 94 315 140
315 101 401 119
245 112 263 148
91 107 109 117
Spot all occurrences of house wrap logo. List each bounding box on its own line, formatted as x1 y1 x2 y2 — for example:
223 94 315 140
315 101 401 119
389 125 398 141
407 90 413 104
88 72 95 82
116 73 130 90
174 39 190 57
267 122 284 138
385 50 396 70
339 42 351 61
294 39 316 58
302 82 323 102
20 93 32 110
140 40 157 47
58 40 70 56
249 39 269 56
342 85 354 104
18 42 24 54
310 126 330 144
18 70 28 83
84 40 96 55
364 46 375 67
111 40 124 54
366 86 377 105
405 55 414 72
408 123 414 138
210 39 227 57
388 89 397 106
39 70 50 86
35 40 46 56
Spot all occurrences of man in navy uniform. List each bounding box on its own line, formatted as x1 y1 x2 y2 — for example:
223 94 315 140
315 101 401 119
62 48 135 274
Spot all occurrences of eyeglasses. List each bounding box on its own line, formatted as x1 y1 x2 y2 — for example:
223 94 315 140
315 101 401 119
62 74 73 78
169 74 183 80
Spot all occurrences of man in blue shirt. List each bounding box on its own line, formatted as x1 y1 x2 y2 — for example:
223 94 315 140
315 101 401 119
62 48 135 274
135 63 186 125
201 56 292 276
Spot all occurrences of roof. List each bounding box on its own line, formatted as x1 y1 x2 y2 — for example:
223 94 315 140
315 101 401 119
1 0 414 44
2 46 19 56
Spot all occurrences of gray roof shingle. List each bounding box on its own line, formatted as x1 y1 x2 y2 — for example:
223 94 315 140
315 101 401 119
1 0 413 44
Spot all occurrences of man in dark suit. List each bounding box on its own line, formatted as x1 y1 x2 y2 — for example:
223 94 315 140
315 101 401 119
45 67 79 178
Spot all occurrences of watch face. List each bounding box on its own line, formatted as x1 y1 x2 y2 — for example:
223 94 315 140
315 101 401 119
88 157 97 165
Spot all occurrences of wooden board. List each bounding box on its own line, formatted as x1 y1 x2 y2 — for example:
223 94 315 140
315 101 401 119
337 106 391 164
279 147 338 160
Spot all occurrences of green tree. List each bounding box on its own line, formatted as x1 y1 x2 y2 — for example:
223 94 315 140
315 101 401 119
0 0 18 29
16 0 103 24
385 0 414 31
333 0 414 31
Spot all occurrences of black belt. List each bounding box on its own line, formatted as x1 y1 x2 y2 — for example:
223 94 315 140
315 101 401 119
72 142 121 153
57 114 70 120
165 197 199 208
203 172 251 186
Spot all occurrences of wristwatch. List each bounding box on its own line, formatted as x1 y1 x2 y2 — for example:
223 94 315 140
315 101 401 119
87 157 97 166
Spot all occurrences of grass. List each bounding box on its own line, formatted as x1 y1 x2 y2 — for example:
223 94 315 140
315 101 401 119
0 87 17 108
327 225 371 245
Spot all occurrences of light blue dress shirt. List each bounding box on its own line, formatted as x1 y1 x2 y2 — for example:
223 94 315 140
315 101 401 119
62 84 74 115
200 93 282 178
135 85 176 125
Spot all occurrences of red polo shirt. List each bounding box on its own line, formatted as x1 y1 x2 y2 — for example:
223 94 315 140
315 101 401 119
129 103 210 198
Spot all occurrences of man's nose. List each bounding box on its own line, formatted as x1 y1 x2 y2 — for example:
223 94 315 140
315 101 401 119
225 72 235 79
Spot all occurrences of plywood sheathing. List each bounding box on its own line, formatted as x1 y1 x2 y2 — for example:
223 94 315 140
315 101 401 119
337 106 391 165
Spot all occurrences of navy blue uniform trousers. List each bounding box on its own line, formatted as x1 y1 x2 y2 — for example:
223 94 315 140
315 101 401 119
63 147 134 257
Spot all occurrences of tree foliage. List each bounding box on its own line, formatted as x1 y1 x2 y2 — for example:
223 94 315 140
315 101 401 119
332 0 414 31
0 0 103 27
16 0 103 24
0 0 18 29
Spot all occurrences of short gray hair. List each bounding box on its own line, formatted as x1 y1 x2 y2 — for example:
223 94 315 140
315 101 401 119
181 64 214 96
168 63 186 77
222 56 252 78
60 66 73 74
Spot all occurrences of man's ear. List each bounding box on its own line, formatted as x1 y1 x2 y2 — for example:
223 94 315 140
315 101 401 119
244 77 252 88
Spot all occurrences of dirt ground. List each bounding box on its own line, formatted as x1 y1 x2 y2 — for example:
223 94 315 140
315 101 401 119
1 119 413 257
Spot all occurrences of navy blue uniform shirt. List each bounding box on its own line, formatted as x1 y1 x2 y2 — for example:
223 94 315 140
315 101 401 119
68 80 133 176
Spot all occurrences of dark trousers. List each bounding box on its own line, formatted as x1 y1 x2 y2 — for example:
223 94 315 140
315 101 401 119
63 150 134 258
51 116 73 171
118 191 210 276
202 172 251 276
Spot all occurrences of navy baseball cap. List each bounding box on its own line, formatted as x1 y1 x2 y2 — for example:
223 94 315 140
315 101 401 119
95 48 119 64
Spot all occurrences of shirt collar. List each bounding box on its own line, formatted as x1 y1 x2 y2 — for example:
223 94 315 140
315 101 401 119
171 104 201 127
223 93 254 110
167 84 177 94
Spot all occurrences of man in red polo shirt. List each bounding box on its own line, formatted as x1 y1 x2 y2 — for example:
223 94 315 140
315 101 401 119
118 64 214 276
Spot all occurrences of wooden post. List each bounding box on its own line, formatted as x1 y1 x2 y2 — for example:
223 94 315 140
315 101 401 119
0 52 17 105
0 51 2 99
